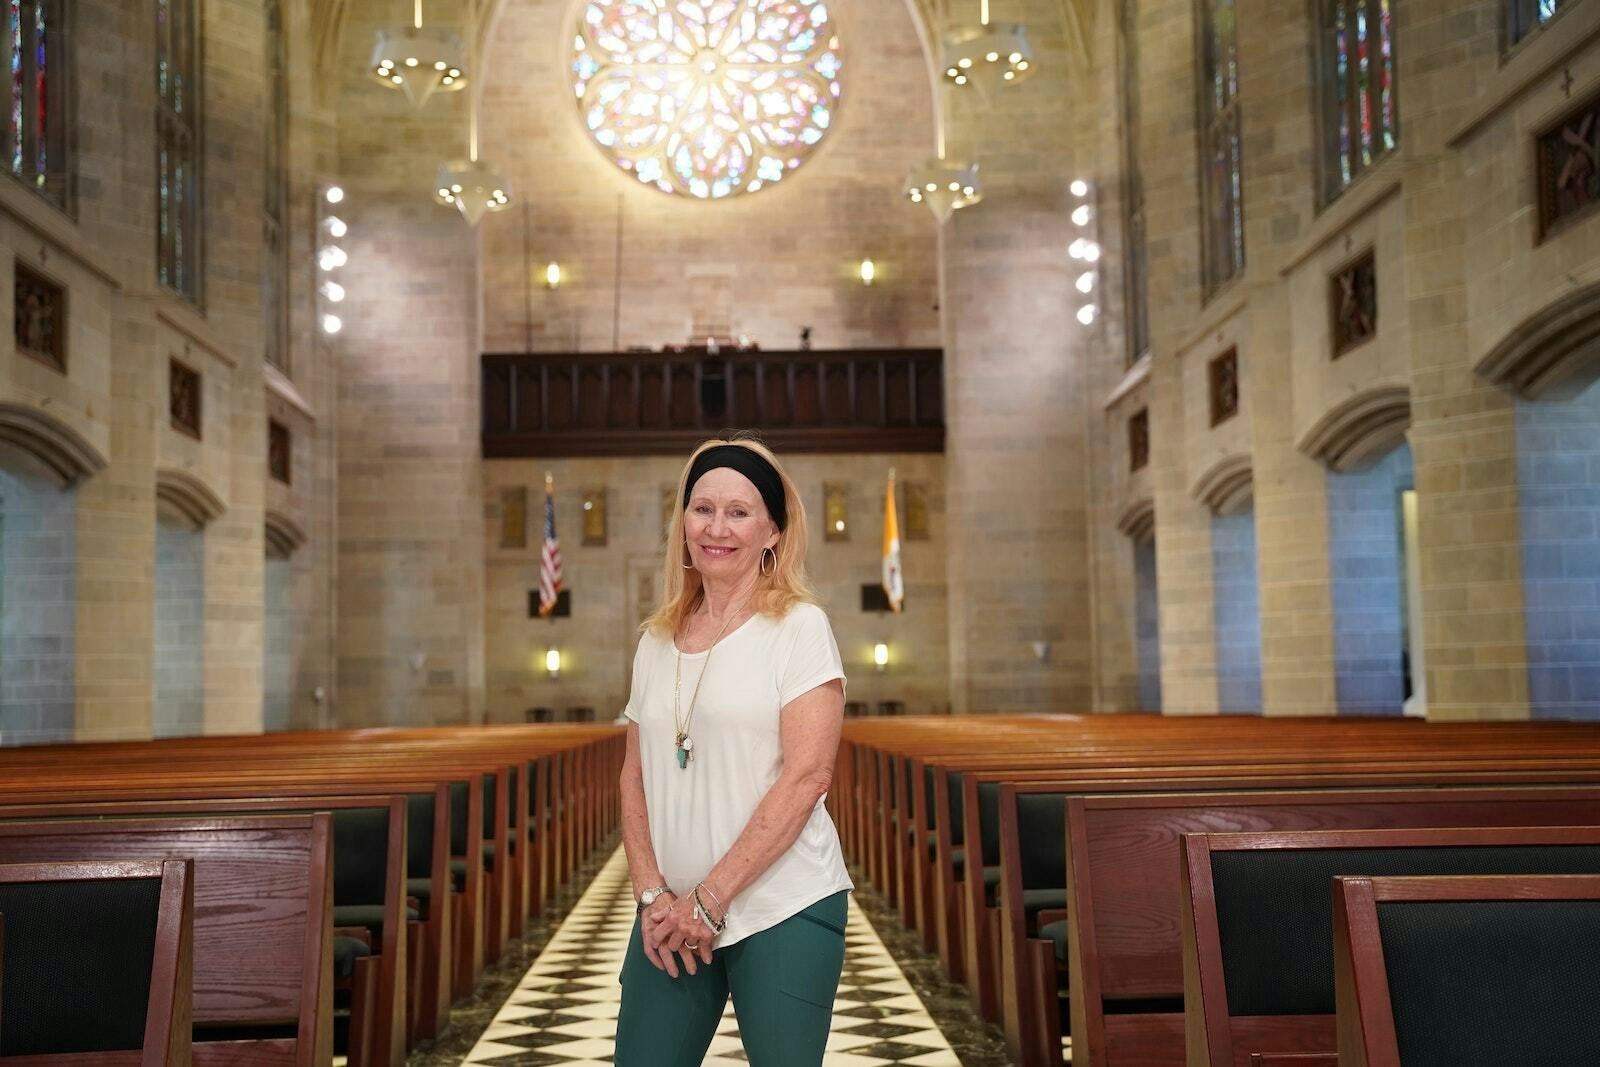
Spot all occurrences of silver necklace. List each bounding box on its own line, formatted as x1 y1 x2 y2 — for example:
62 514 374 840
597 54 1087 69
672 594 753 770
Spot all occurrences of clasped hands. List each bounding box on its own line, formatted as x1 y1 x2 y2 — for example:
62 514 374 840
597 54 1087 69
640 889 720 977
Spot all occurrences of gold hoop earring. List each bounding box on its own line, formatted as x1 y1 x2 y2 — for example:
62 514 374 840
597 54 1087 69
682 542 696 569
761 546 777 576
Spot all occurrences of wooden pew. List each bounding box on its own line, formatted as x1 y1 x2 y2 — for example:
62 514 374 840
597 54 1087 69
851 716 1596 944
0 816 331 1067
0 794 415 1067
951 759 1600 1035
1333 875 1600 1067
1064 787 1600 1067
844 717 1600 977
1181 826 1600 1067
0 768 482 1030
0 724 618 927
0 724 626 1051
0 859 193 1067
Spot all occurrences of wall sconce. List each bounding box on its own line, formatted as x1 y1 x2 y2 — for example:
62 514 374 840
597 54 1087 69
545 261 562 289
859 258 876 286
873 642 890 672
545 648 561 677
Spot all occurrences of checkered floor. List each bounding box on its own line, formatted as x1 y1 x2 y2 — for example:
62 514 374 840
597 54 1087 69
461 848 965 1066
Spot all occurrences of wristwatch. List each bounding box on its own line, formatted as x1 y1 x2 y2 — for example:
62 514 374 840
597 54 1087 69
637 885 671 912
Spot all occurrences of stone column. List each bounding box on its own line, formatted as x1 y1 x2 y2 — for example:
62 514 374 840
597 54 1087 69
1398 0 1530 720
940 6 1094 714
1234 0 1338 715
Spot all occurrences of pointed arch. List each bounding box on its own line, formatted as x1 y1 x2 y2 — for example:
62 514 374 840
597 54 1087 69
156 468 226 530
265 508 308 559
0 402 108 487
1476 280 1600 400
1117 497 1155 543
1298 384 1411 472
1189 453 1254 516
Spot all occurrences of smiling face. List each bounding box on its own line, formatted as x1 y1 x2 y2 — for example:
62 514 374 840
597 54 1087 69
683 467 781 583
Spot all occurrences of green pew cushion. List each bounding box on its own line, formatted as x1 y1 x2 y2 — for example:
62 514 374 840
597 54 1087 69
406 877 432 902
1039 919 1069 963
333 904 421 932
334 936 372 981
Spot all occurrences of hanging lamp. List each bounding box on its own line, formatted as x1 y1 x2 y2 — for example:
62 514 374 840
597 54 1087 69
904 70 982 224
434 0 512 225
940 0 1035 93
370 0 467 108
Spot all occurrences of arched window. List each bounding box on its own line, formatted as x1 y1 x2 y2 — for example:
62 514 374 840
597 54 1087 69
1317 0 1397 204
1121 0 1150 364
157 0 201 301
1196 0 1243 297
263 0 288 372
5 0 69 208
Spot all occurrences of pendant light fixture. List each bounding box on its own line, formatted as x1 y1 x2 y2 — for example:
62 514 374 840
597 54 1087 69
370 0 467 109
904 65 982 224
433 0 512 225
940 0 1036 93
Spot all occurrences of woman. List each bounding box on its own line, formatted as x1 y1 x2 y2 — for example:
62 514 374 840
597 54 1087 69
614 437 853 1067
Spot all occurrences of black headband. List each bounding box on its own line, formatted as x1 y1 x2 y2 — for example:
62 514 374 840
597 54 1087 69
682 445 788 531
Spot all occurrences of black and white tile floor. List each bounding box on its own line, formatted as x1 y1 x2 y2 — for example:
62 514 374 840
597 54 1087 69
460 849 965 1066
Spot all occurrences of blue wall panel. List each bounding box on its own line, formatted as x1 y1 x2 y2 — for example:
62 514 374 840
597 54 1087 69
1212 509 1263 714
1134 537 1162 712
1517 378 1600 720
1327 444 1412 715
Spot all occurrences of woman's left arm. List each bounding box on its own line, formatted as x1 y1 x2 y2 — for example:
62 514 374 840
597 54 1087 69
702 677 844 903
651 677 844 951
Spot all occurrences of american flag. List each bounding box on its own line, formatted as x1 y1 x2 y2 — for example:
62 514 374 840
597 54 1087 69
538 474 563 616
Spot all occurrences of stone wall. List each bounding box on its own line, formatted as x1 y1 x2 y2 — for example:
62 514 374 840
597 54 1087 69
1084 0 1600 719
0 0 337 742
483 452 948 722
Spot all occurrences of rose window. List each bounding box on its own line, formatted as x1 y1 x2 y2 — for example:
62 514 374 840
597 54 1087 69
572 0 843 199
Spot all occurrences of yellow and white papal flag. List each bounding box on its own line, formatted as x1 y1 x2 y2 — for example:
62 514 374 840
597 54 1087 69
882 468 904 613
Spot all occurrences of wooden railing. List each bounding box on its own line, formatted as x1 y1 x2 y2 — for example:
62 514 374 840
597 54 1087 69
481 347 945 457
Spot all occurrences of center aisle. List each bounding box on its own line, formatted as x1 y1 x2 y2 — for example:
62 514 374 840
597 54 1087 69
461 848 966 1066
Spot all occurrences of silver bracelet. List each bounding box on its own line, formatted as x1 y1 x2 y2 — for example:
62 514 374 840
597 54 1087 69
693 885 728 934
697 881 727 916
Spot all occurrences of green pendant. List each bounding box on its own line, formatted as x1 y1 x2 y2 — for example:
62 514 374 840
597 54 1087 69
676 746 689 769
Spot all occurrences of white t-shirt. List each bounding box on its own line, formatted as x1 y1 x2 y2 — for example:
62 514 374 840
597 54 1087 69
623 601 854 948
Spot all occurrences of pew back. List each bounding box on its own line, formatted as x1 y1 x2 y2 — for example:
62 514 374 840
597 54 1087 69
1333 875 1600 1067
0 859 192 1067
0 816 332 1067
1183 826 1600 1067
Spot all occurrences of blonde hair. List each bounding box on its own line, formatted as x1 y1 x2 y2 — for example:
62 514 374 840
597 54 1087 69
644 435 816 637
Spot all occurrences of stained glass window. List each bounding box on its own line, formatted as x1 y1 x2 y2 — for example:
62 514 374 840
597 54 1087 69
1318 0 1397 204
1121 0 1150 365
4 0 66 208
1196 0 1243 298
157 0 201 302
571 0 843 199
263 0 288 373
1508 0 1578 48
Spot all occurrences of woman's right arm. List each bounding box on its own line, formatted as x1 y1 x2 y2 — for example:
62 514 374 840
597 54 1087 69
622 722 707 972
620 721 665 899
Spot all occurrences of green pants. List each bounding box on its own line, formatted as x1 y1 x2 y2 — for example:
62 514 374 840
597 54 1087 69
614 890 849 1067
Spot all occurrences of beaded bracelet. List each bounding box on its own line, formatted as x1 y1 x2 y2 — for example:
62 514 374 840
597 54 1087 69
693 885 728 935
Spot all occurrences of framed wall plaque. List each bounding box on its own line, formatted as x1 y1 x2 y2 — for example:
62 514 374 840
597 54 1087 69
500 486 528 549
904 481 930 541
823 482 849 542
581 487 607 546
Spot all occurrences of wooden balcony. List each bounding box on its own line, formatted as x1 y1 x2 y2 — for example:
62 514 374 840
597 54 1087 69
481 347 945 457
